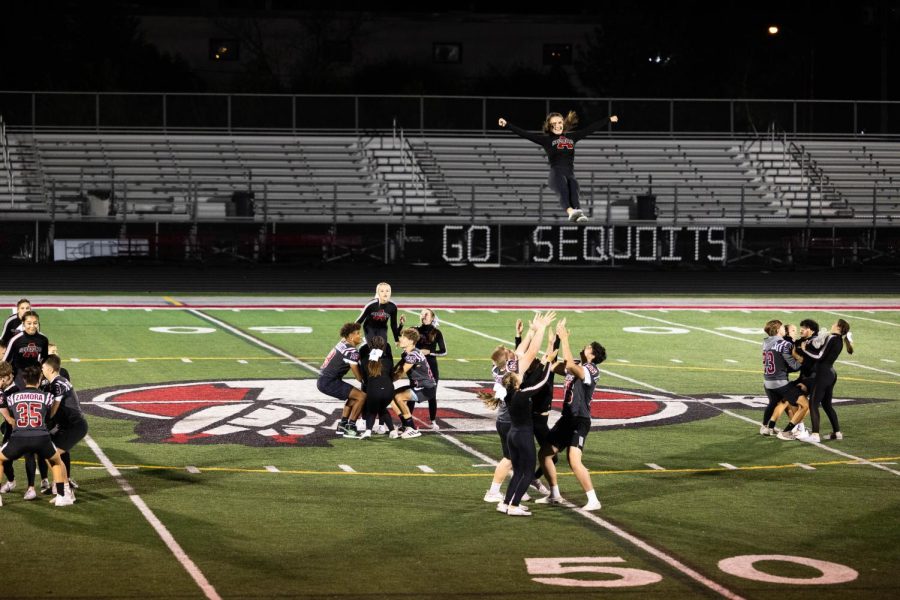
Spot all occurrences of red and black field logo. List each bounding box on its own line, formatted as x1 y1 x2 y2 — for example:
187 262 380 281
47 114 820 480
80 379 879 448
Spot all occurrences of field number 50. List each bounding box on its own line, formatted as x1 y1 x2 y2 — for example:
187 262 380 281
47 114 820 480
526 555 857 588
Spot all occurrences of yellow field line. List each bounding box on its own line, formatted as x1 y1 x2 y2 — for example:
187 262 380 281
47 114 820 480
163 296 185 307
71 456 900 478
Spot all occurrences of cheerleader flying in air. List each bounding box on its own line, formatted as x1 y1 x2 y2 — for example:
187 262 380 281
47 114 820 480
498 111 618 222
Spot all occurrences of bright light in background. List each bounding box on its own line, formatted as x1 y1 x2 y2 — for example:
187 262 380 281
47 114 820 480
768 25 780 35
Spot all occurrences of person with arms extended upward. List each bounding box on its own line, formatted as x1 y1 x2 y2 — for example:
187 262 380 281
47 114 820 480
498 111 618 222
536 319 606 511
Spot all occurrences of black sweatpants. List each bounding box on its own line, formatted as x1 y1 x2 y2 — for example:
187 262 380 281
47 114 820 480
504 425 536 506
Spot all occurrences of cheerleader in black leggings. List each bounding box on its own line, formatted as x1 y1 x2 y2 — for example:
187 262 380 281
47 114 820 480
796 319 853 443
499 112 618 222
493 312 556 516
414 308 446 430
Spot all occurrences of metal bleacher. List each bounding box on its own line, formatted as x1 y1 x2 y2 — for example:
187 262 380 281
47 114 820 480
1 128 900 227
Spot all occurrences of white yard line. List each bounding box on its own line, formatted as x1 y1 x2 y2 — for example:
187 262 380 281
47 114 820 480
826 310 900 328
83 435 222 600
619 309 898 378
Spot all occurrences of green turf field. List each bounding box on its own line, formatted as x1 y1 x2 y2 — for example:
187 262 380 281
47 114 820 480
1 297 898 599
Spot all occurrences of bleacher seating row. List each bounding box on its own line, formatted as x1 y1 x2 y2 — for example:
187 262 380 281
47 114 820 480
1 132 899 226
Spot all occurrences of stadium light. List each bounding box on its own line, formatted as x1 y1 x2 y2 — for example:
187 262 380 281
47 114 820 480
768 25 780 35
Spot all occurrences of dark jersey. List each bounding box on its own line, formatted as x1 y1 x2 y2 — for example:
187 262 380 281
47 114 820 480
361 355 395 402
319 340 360 380
414 324 446 357
507 363 553 427
561 361 600 419
356 300 402 343
2 331 50 374
1 313 22 347
44 375 86 428
0 382 20 438
762 336 802 388
401 349 436 389
3 388 56 437
801 334 844 372
506 119 610 175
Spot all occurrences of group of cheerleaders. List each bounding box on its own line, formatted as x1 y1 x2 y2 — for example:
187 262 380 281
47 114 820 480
317 283 608 516
760 317 853 443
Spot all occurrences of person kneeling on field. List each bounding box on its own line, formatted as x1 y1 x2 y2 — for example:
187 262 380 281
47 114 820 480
0 365 73 507
317 323 367 437
389 328 437 439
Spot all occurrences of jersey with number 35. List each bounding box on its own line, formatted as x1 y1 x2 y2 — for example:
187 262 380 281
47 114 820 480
3 389 55 437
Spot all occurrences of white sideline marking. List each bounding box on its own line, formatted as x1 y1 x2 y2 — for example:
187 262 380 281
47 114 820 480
882 359 897 364
446 309 455 313
646 463 666 470
719 463 738 470
575 309 584 313
83 435 221 600
472 464 494 468
57 308 65 312
795 463 816 471
275 309 284 313
338 464 355 473
100 308 108 312
488 309 498 313
85 465 138 470
144 308 153 312
456 358 469 363
185 309 321 376
740 309 752 313
724 359 738 364
616 359 631 363
186 466 201 474
181 358 193 363
231 309 240 312
670 359 683 363
238 360 248 364
619 310 899 379
265 465 280 473
317 308 327 312
70 358 81 363
417 465 436 473
699 309 711 313
658 309 669 313
127 358 137 363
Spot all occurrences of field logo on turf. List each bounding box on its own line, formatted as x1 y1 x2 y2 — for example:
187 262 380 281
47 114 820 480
80 379 881 447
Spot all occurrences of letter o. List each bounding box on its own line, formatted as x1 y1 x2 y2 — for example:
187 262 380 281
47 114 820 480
718 555 858 585
622 326 689 335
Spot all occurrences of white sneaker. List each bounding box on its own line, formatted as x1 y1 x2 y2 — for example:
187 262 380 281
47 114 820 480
53 494 74 507
23 487 37 501
575 213 589 223
529 479 550 495
759 425 772 436
495 502 509 513
400 428 422 439
40 478 52 495
776 430 795 441
794 428 811 441
582 499 602 511
521 492 531 502
388 429 400 439
431 422 440 431
67 486 76 502
358 430 372 440
0 480 16 494
567 210 580 222
506 505 532 516
805 433 821 443
483 491 504 503
372 424 386 435
68 479 80 490
828 432 843 441
535 495 564 505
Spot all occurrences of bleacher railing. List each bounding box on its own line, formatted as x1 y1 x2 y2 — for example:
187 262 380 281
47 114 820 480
2 91 900 136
